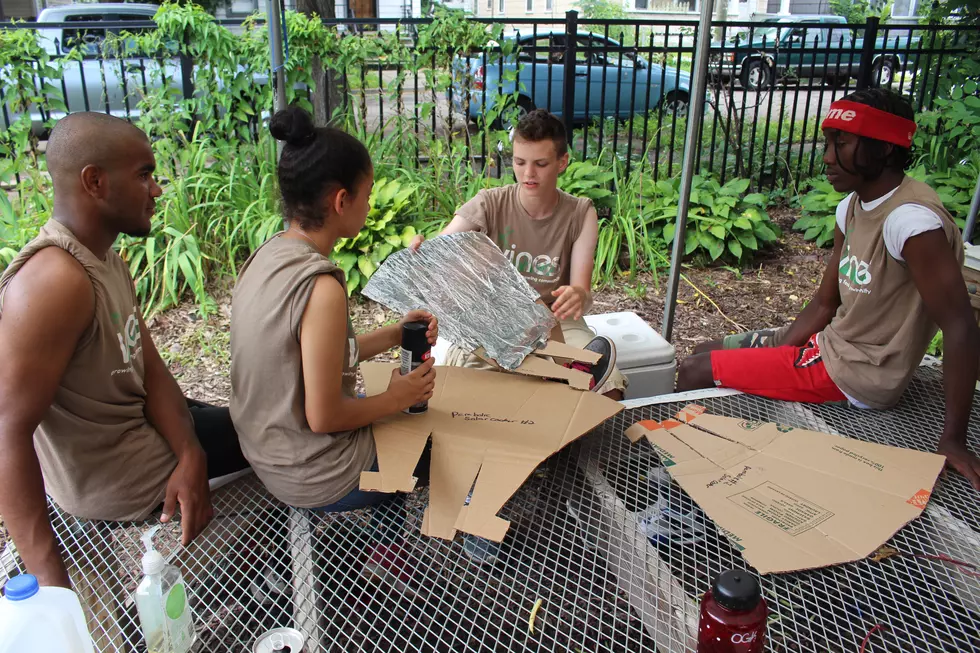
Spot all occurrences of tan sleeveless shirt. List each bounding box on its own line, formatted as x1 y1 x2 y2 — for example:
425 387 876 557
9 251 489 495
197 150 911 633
455 184 593 305
229 235 375 508
821 178 963 409
0 220 175 520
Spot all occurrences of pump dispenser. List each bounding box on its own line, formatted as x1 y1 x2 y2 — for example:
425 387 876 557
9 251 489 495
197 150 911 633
134 526 196 653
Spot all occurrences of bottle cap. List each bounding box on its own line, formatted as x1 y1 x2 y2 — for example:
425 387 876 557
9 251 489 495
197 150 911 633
712 569 761 612
401 320 430 353
3 574 39 601
141 525 166 575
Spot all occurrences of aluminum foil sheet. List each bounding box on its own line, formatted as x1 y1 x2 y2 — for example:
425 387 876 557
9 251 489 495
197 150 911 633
362 232 556 370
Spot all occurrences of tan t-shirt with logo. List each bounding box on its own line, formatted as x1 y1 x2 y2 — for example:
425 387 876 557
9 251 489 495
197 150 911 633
230 235 375 508
0 219 175 521
820 177 963 409
455 184 594 305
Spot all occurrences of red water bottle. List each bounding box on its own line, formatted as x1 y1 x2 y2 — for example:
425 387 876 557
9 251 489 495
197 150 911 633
697 569 767 653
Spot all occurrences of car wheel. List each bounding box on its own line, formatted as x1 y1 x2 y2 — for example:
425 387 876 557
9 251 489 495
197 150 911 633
871 58 895 88
740 59 771 91
662 91 689 118
490 95 535 130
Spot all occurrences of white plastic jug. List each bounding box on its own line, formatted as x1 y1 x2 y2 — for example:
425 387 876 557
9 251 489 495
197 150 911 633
0 574 95 653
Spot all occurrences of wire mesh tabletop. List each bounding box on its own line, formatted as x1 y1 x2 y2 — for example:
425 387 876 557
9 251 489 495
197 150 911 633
1 366 977 652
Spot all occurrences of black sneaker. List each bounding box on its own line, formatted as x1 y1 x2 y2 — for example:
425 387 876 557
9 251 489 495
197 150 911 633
570 335 616 393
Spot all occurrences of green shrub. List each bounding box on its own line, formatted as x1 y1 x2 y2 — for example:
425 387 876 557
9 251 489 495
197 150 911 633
645 175 779 262
332 178 420 295
794 177 846 247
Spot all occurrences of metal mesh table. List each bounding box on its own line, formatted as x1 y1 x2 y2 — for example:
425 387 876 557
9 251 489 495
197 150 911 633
2 366 978 652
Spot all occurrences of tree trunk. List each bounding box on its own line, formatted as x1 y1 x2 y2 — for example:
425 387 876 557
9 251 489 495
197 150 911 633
296 0 345 126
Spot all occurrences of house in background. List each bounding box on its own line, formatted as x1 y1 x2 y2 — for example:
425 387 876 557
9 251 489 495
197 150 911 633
215 0 422 24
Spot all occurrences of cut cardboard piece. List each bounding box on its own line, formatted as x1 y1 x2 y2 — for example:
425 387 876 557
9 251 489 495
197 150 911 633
359 363 623 541
473 340 602 390
626 405 945 574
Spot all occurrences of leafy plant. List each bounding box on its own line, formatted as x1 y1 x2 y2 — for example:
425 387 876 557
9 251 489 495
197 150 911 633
794 177 846 247
645 175 779 263
332 178 420 295
558 159 615 212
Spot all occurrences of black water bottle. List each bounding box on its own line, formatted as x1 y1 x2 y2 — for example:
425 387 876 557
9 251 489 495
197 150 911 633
400 321 431 414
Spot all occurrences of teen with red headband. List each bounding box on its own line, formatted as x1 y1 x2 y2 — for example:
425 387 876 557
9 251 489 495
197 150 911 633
677 88 980 490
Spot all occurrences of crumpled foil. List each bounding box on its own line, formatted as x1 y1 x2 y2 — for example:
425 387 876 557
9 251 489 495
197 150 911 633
362 232 556 370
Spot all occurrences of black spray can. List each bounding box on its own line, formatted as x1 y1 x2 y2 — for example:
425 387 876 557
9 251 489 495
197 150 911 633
400 321 431 414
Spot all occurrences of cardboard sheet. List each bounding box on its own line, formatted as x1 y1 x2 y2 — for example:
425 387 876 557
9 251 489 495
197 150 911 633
360 363 622 541
626 405 945 574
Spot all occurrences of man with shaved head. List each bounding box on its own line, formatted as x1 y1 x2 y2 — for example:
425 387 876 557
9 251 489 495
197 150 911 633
0 113 248 588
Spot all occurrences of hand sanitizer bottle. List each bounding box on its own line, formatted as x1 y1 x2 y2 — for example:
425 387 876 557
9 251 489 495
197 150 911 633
134 526 196 653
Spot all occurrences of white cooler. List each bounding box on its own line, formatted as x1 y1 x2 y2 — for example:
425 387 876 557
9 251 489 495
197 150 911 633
585 312 676 400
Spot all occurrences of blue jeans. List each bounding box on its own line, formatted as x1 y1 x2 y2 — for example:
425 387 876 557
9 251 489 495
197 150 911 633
314 444 431 545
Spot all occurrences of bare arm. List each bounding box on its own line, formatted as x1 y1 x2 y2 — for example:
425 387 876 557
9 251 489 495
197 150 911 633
301 274 435 434
0 248 94 588
777 226 844 347
903 230 980 490
552 208 599 321
138 311 211 545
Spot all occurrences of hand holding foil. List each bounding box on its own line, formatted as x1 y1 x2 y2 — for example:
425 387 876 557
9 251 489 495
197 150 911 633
362 232 556 370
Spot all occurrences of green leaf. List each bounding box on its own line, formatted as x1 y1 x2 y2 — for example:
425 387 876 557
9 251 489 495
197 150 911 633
754 223 778 243
735 231 758 250
333 251 358 274
727 239 743 260
735 218 752 230
346 269 361 296
722 178 751 195
697 231 725 261
709 225 726 240
662 222 676 243
400 225 418 247
742 193 767 206
357 255 377 278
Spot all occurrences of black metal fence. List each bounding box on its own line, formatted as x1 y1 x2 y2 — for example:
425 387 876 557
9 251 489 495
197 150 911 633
1 13 975 191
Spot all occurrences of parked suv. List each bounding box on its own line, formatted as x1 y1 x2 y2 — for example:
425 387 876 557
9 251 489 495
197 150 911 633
709 15 918 91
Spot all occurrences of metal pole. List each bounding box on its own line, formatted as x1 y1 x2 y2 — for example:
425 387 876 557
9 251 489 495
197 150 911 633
561 10 579 147
661 0 716 343
268 0 287 116
964 169 980 245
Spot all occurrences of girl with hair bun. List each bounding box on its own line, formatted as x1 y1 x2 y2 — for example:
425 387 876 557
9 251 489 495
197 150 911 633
230 106 437 587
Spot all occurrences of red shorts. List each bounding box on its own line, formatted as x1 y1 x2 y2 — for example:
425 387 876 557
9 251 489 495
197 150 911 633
709 335 847 404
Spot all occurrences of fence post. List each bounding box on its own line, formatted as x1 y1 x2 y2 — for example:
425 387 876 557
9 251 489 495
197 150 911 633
855 16 879 90
562 10 578 146
179 29 194 102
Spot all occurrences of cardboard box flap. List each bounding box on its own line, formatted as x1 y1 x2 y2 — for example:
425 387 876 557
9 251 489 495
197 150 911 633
475 347 593 390
361 363 622 541
627 406 944 574
534 340 602 364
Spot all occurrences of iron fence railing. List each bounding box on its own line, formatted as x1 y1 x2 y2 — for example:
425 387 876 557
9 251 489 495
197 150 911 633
0 14 975 191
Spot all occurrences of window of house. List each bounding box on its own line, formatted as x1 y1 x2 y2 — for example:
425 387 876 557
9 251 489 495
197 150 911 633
635 0 649 8
526 0 533 11
499 0 505 12
546 0 552 9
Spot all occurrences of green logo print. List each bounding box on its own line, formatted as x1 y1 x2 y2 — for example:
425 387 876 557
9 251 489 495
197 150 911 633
165 583 187 620
838 227 872 286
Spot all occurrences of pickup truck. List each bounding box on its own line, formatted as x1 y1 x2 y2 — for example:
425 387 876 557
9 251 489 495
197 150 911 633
708 15 919 91
1 3 181 134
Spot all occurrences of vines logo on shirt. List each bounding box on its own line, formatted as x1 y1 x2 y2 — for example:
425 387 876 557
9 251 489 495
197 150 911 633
839 227 872 289
497 227 560 280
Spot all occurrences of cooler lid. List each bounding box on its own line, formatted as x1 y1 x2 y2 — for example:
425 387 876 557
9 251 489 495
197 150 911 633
584 312 675 369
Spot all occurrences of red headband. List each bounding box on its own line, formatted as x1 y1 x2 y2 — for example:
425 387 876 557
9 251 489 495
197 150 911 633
821 100 916 148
